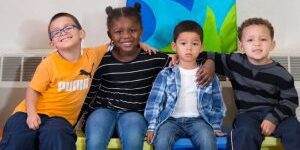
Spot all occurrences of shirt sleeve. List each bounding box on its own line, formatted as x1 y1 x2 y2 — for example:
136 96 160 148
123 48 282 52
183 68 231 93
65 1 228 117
210 75 226 131
265 76 299 124
207 52 242 79
29 59 51 93
144 69 168 131
77 58 104 129
161 52 171 68
83 68 102 108
92 44 109 68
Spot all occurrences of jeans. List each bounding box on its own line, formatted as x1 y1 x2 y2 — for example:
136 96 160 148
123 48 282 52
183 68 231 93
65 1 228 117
154 117 216 150
0 112 76 150
231 109 300 150
85 108 147 150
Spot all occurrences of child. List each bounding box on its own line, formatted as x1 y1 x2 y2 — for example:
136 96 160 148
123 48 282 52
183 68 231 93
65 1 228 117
144 20 226 150
78 3 170 150
0 13 108 150
211 18 300 150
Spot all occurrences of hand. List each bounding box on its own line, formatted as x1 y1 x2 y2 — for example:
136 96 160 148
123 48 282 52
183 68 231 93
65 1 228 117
146 131 154 144
196 59 215 87
140 42 157 55
26 113 41 130
261 119 276 136
167 54 178 67
215 131 227 137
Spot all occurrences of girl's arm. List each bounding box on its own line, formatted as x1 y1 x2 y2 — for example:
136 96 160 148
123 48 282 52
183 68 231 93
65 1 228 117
25 87 41 130
76 67 103 129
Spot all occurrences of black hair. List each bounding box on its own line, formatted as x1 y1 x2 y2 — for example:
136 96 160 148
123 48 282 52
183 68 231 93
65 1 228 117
238 17 274 40
48 12 82 40
173 20 204 43
105 3 142 31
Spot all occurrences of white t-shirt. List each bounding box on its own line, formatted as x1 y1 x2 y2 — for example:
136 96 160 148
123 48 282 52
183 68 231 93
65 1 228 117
171 66 200 118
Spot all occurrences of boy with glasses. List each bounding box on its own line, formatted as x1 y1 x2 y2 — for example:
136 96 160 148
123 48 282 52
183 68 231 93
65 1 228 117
0 12 108 150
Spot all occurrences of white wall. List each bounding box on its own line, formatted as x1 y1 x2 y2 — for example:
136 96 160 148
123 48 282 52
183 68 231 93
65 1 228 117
0 0 125 53
236 0 300 55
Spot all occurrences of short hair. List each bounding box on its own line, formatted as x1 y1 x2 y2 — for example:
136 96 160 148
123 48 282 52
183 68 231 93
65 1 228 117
173 20 204 43
48 12 82 40
105 3 142 30
238 17 274 40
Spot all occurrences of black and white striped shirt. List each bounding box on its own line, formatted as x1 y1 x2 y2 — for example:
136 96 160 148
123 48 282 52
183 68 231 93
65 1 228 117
81 50 170 116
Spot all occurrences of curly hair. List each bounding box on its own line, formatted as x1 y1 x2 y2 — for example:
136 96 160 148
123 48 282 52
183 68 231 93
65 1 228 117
238 17 274 40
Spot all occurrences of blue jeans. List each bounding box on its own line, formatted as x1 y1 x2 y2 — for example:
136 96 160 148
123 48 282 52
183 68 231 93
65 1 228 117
154 117 216 150
0 112 76 150
85 108 147 150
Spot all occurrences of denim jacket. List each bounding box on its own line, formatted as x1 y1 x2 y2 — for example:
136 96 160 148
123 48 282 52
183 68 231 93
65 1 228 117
144 65 226 134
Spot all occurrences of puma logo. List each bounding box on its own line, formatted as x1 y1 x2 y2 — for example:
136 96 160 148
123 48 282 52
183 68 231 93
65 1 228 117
80 69 92 78
79 63 94 78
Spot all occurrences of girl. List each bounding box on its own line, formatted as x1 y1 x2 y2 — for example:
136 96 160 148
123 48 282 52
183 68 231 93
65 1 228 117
80 3 170 150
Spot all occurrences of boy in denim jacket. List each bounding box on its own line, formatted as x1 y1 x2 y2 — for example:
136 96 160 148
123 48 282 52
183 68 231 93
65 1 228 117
144 20 226 150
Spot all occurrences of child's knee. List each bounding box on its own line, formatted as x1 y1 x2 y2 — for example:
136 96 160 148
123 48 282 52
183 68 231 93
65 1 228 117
154 135 175 149
3 112 28 132
39 117 75 140
234 126 261 138
0 130 38 150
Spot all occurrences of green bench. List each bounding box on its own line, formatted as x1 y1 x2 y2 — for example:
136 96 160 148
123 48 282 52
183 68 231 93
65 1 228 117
76 131 284 150
261 137 284 150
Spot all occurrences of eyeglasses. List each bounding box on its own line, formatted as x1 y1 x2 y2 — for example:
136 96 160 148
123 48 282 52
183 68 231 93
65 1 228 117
49 24 79 40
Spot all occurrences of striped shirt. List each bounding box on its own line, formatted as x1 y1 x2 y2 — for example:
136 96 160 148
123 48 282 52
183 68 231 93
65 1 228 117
213 53 298 124
81 50 170 118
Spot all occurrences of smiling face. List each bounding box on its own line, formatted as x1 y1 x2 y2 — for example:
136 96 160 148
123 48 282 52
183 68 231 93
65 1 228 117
49 16 85 51
108 16 142 52
172 32 203 63
239 24 275 65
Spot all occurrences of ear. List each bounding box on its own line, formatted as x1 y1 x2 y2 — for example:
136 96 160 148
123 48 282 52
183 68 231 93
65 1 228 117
107 31 111 39
171 42 177 52
140 28 143 36
79 29 86 39
49 40 56 49
238 40 244 53
200 42 204 51
270 40 276 52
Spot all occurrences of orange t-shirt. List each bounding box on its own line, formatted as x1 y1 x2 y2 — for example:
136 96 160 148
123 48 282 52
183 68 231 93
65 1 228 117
14 45 108 125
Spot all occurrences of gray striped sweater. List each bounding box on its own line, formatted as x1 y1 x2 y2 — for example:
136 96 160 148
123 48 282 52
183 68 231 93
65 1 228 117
213 53 298 125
